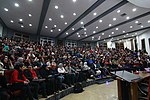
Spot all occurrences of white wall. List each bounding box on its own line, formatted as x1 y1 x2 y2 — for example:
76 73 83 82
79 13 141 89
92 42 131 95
136 29 150 55
123 40 131 50
0 24 3 37
107 41 115 48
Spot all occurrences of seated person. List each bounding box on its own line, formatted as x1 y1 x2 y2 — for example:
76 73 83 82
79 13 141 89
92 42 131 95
23 65 47 98
0 75 10 100
11 63 34 100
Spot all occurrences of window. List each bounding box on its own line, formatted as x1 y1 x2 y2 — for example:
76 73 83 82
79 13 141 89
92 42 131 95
141 39 146 50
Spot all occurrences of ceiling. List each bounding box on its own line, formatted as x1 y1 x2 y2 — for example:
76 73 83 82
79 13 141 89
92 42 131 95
0 0 150 42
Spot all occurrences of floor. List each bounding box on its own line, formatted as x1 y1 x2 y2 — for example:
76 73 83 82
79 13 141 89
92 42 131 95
60 80 118 100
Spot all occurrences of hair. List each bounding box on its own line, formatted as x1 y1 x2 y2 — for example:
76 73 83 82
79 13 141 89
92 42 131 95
14 63 23 70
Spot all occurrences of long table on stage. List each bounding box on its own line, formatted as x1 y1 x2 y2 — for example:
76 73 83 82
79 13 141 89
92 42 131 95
111 71 150 100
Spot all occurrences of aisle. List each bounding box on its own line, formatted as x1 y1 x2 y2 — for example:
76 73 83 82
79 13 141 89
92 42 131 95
60 80 118 100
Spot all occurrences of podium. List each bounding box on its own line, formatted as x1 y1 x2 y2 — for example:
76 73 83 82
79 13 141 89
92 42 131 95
111 71 142 100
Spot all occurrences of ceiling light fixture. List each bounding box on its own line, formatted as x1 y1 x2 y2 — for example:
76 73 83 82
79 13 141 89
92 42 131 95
126 16 130 20
135 33 137 35
65 22 67 25
109 24 112 27
55 5 58 9
135 21 139 23
77 33 79 35
29 24 32 26
113 18 116 21
66 32 68 35
54 25 57 27
141 25 143 28
112 32 114 34
132 8 137 12
10 20 14 23
116 28 119 30
50 30 53 32
58 29 61 31
84 32 86 34
117 10 120 13
73 0 77 3
19 19 23 22
96 26 98 29
85 35 87 37
99 20 102 23
93 31 96 33
14 3 19 7
72 28 75 30
123 31 126 33
84 28 86 31
126 33 129 35
109 35 111 37
49 18 52 21
93 12 97 16
148 20 150 23
60 15 64 18
21 25 24 28
80 22 84 25
45 26 48 28
29 14 32 17
102 33 104 35
73 13 76 16
4 8 8 11
130 26 133 28
28 0 32 1
78 35 80 37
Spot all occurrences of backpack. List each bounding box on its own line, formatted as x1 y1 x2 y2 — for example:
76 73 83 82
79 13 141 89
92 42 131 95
74 82 84 93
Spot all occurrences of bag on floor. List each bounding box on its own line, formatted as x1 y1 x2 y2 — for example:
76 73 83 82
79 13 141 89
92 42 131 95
74 82 84 93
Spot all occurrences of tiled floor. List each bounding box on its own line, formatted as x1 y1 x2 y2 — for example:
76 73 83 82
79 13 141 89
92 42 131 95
60 80 118 100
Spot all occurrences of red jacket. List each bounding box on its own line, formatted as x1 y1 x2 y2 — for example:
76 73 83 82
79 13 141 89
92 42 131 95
29 69 37 78
11 69 27 83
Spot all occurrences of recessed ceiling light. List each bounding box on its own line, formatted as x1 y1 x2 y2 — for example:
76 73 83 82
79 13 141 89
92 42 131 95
84 28 87 31
73 13 76 16
84 32 86 34
126 33 129 35
117 10 120 13
55 5 58 9
109 35 111 37
116 28 119 30
135 33 137 35
60 15 64 18
141 25 143 28
112 32 114 34
85 35 87 37
135 21 138 23
93 31 96 33
109 24 112 27
132 8 137 12
14 3 19 7
92 37 94 39
77 33 79 35
93 12 97 16
132 35 134 37
126 16 130 20
80 22 84 25
96 26 98 29
65 22 67 25
73 0 77 3
123 31 125 33
54 25 57 27
102 33 104 35
113 18 116 21
28 0 32 1
148 20 150 23
78 35 80 37
72 28 74 30
19 19 23 22
29 14 32 17
21 25 24 28
99 20 102 23
29 24 32 26
45 26 48 28
58 29 61 31
104 39 106 41
4 8 8 11
10 20 14 23
130 26 133 28
50 30 53 32
124 35 126 37
66 32 68 35
49 18 52 21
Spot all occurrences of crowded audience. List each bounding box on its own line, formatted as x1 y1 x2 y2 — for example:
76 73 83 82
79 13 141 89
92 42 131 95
0 37 150 100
